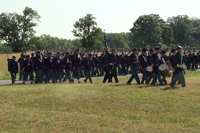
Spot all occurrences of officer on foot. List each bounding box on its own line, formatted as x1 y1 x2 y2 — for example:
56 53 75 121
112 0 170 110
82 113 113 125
8 55 18 84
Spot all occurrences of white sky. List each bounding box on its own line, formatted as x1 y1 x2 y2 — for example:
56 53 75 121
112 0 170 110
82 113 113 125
1 0 200 39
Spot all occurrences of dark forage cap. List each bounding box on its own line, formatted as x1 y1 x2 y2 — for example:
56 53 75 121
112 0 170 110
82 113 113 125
142 48 147 52
76 49 79 51
150 48 154 52
161 50 166 54
37 51 40 53
132 48 137 51
12 55 16 58
155 46 160 49
48 52 52 54
26 55 30 57
66 52 69 54
171 49 176 52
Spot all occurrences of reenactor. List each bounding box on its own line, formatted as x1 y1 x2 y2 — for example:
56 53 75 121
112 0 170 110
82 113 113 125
170 46 186 87
72 49 82 83
102 51 112 83
54 52 63 83
83 53 94 83
34 51 44 84
22 55 34 84
151 46 163 85
138 48 148 84
44 52 56 83
109 49 119 83
127 48 140 84
18 53 25 80
62 52 72 83
8 55 18 84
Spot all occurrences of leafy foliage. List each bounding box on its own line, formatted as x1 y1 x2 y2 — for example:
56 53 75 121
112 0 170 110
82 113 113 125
0 7 40 52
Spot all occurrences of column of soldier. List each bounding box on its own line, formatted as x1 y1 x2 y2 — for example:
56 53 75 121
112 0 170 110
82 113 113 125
8 46 200 87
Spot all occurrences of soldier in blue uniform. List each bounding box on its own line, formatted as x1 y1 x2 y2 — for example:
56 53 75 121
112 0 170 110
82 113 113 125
62 52 72 83
170 46 186 87
83 54 94 83
44 52 56 83
34 51 44 84
72 49 82 83
8 55 18 84
151 46 164 85
139 48 148 84
127 48 140 84
54 52 63 83
22 55 34 84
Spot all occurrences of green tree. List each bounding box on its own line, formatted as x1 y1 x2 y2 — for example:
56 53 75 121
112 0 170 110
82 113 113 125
72 14 102 50
130 15 162 48
0 7 40 52
167 15 191 46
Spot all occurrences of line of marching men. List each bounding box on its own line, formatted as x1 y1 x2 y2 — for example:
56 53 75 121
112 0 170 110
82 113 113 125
8 46 199 86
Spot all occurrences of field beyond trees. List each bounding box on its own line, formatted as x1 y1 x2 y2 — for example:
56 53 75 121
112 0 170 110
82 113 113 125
0 71 200 132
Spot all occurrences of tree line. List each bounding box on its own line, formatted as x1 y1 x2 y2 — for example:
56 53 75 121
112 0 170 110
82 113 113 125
0 7 200 53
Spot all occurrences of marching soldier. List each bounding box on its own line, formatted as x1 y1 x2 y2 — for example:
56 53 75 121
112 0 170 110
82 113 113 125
44 52 56 83
62 52 72 83
170 46 186 87
22 55 34 84
103 51 112 83
8 55 18 84
54 52 63 83
83 54 94 83
139 48 148 84
127 48 140 84
34 51 44 84
18 53 25 80
151 46 164 85
109 49 119 83
72 49 82 83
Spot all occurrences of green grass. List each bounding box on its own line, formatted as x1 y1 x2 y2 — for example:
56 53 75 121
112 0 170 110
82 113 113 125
0 71 200 132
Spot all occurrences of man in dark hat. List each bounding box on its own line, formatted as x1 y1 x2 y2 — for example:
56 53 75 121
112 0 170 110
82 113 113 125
62 52 72 83
151 46 164 85
146 48 154 83
83 53 94 83
127 48 140 84
18 53 25 80
139 48 148 84
72 49 82 83
34 51 44 84
53 52 63 83
22 55 34 84
8 55 18 84
44 52 56 83
170 46 186 87
109 49 119 83
103 51 112 83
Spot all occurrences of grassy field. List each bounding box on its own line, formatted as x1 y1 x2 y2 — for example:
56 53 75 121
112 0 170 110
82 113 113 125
0 71 200 132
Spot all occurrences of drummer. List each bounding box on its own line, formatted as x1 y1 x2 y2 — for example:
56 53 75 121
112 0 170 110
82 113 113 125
170 46 186 87
160 50 169 85
139 48 148 84
151 46 164 85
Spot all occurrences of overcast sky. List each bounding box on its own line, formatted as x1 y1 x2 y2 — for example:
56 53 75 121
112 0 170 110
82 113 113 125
1 0 199 39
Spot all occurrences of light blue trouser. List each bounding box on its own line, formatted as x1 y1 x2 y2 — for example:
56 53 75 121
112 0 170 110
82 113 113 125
171 71 186 87
64 69 71 82
151 71 163 85
141 68 147 84
46 69 56 83
35 69 43 83
75 67 81 80
23 71 33 81
127 66 140 84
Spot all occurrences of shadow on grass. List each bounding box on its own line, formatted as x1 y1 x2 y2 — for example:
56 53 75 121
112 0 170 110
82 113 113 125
161 86 179 91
